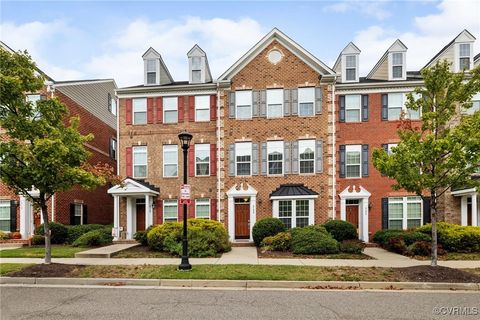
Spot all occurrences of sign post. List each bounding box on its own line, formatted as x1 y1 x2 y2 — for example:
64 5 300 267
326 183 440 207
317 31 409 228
180 184 191 205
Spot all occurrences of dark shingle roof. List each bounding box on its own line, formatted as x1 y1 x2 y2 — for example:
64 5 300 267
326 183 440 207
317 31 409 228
122 80 213 89
474 53 480 62
270 184 318 197
128 177 160 193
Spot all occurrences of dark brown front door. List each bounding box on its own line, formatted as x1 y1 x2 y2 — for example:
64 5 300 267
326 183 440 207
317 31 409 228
346 205 359 228
136 204 145 232
235 204 250 239
467 202 472 226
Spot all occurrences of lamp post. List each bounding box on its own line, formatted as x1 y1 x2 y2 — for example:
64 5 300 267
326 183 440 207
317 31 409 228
178 131 193 271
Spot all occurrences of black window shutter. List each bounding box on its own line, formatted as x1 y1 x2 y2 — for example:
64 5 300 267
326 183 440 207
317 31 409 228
382 198 389 229
70 204 76 225
339 145 346 178
361 94 369 122
381 94 388 121
83 205 88 225
362 144 369 177
422 197 431 224
339 95 346 122
10 200 17 232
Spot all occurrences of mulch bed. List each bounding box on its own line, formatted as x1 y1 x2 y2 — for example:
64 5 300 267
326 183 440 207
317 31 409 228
7 263 85 278
398 265 480 283
257 248 372 260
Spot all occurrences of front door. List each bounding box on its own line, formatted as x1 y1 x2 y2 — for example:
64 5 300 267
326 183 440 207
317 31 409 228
346 205 359 228
235 203 250 239
467 199 472 226
136 204 145 232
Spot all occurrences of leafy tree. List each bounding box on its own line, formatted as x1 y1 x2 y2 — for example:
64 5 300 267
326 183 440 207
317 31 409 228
0 48 115 263
373 60 480 266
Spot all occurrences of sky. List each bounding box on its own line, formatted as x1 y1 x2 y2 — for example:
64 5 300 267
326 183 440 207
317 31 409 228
1 0 479 87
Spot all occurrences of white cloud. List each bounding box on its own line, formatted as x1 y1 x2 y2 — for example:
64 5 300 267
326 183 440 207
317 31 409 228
323 0 392 20
352 0 480 75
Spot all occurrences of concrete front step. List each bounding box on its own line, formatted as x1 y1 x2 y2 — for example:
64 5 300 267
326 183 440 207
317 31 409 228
75 243 139 258
231 241 255 247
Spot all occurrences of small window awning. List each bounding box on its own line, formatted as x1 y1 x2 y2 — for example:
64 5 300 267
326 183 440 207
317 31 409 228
108 177 160 197
270 184 318 200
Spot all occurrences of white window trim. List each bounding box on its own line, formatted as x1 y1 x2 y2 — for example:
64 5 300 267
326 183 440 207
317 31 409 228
163 96 178 124
132 98 147 125
74 203 83 225
298 139 315 175
266 89 284 119
388 52 406 81
297 87 315 117
387 93 421 120
342 54 359 83
345 145 362 179
388 196 423 230
195 144 210 177
144 58 160 86
163 200 178 223
235 142 252 177
163 145 178 178
195 198 211 219
194 95 210 122
110 138 117 160
133 146 148 178
272 198 315 228
455 42 473 72
267 140 284 176
0 200 11 232
111 98 117 116
235 91 252 120
345 94 361 123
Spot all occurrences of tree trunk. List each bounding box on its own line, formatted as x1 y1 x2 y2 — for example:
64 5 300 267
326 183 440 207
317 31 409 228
40 197 51 264
430 192 438 267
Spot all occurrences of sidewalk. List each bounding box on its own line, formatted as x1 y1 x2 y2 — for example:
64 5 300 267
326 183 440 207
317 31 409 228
1 246 480 268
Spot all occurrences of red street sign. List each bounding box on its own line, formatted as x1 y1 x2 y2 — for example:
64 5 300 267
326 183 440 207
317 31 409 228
180 184 191 200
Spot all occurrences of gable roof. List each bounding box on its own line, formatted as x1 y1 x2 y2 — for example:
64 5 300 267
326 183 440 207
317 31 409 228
333 42 361 71
422 29 476 70
141 47 174 83
218 28 335 82
108 177 160 196
366 39 407 79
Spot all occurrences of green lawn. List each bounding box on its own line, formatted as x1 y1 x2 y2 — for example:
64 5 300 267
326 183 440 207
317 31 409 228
0 263 32 276
0 245 85 258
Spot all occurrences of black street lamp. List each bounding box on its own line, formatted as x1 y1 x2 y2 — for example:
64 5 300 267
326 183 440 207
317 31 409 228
178 131 193 271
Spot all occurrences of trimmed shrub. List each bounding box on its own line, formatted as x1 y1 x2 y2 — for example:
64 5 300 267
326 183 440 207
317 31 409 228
0 231 9 240
417 222 480 253
386 237 407 254
35 222 68 244
66 224 107 244
373 229 431 248
147 219 231 257
72 229 113 247
339 240 365 254
31 235 45 245
324 219 358 242
406 240 445 257
134 225 154 246
252 218 286 246
291 227 339 254
261 231 292 251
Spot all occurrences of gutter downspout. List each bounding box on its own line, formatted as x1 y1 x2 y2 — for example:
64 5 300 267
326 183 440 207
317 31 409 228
331 82 336 220
116 94 120 175
216 81 221 222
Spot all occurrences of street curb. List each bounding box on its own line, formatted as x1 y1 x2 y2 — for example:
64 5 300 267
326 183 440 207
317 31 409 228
1 277 479 291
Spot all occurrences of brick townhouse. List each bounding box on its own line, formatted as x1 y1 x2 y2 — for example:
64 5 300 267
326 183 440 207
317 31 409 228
333 29 479 241
0 42 117 239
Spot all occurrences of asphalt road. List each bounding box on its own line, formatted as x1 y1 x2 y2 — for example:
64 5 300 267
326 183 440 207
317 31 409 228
1 285 479 320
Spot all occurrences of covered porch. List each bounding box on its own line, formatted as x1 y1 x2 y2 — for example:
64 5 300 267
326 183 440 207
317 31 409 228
451 188 479 227
108 178 159 240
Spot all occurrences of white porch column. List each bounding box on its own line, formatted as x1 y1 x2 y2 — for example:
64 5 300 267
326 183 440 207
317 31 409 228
472 193 478 227
227 196 235 242
145 195 153 228
340 198 346 221
126 197 134 240
460 196 468 226
19 196 34 239
361 199 369 242
249 196 256 242
113 195 120 241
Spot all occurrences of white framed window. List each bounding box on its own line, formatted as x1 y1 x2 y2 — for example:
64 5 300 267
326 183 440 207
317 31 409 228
267 89 283 118
110 138 117 160
0 200 11 232
110 97 117 116
345 95 361 122
195 144 210 176
391 52 404 79
345 145 361 178
298 87 315 116
192 56 202 83
267 140 283 175
133 98 147 125
163 145 178 177
195 95 210 122
275 199 313 229
163 200 178 222
345 55 357 81
163 97 178 124
133 146 147 178
235 91 252 120
388 93 420 120
459 43 471 71
74 203 83 225
26 94 42 118
299 139 315 174
146 59 157 85
464 93 480 115
388 196 423 230
235 142 252 176
195 199 210 219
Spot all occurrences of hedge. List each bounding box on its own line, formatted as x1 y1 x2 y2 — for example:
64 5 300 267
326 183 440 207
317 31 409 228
260 231 292 251
372 229 431 247
252 218 286 246
72 229 113 247
324 220 358 242
66 224 107 244
291 227 339 254
417 222 480 253
35 222 69 244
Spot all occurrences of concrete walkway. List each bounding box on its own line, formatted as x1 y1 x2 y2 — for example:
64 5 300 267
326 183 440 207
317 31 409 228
1 246 480 268
74 243 139 258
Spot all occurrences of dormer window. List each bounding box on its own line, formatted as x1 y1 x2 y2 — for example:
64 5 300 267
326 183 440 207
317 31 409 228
345 55 357 81
392 53 403 79
459 43 471 70
192 57 202 83
146 59 157 85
